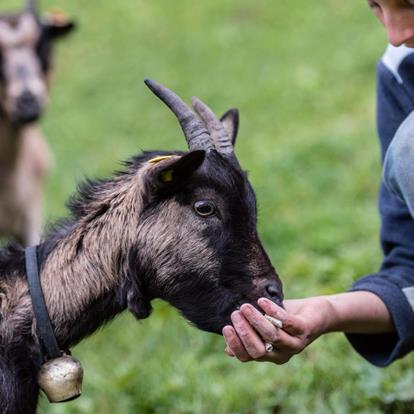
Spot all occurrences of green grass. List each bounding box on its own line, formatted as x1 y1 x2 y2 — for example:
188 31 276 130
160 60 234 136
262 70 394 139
3 0 414 413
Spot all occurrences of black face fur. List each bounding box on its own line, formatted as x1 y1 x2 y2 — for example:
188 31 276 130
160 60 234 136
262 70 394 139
128 149 284 334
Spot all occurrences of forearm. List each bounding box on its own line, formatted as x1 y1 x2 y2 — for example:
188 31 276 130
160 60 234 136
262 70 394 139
323 291 395 334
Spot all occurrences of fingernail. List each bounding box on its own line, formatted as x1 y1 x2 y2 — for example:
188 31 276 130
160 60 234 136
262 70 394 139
258 297 272 306
258 298 283 312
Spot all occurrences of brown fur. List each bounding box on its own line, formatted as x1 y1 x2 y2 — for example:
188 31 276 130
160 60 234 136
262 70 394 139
0 277 32 343
41 168 148 339
0 122 51 246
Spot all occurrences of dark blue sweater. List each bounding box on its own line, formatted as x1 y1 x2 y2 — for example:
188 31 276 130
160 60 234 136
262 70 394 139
346 45 414 367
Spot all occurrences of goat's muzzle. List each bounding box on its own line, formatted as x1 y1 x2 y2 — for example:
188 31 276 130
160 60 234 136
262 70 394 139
264 281 284 307
12 91 42 124
255 275 284 308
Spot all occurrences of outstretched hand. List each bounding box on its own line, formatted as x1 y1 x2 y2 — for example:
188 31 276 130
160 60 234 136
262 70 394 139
222 297 333 364
223 291 394 364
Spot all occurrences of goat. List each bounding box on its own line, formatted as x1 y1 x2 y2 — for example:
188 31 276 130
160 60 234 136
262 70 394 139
0 0 75 246
0 79 284 414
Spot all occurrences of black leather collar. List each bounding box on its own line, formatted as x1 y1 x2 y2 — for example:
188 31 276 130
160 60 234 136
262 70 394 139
25 245 62 361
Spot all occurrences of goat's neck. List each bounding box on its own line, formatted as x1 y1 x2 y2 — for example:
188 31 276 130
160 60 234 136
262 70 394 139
40 175 146 348
41 235 135 348
0 119 21 169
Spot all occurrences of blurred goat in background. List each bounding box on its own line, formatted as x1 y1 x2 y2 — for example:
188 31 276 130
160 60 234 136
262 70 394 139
0 0 75 245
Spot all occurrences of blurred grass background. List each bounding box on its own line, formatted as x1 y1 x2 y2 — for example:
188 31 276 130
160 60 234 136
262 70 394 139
4 0 414 413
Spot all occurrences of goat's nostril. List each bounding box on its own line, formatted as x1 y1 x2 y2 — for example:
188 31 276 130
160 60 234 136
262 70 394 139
265 283 280 298
17 92 38 110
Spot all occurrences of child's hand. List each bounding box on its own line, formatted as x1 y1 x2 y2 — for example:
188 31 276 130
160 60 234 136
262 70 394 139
222 297 333 364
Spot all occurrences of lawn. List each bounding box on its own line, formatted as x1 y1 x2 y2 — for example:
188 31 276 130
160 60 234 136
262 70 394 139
4 0 414 413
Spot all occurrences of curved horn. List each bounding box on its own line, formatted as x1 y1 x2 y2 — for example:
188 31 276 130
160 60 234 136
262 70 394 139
144 79 212 151
192 97 233 155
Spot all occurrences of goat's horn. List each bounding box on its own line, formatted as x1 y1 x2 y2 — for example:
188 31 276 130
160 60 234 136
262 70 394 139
191 97 233 155
144 79 212 151
25 0 38 14
25 0 38 17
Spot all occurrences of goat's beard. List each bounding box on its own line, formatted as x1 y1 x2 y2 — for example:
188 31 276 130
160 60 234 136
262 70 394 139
165 285 246 335
152 269 283 334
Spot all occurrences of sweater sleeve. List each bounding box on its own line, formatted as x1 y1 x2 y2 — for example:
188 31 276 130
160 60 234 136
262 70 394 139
346 46 414 367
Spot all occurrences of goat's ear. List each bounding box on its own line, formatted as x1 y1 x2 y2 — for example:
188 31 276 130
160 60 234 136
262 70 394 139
220 108 239 146
151 150 205 188
42 12 76 39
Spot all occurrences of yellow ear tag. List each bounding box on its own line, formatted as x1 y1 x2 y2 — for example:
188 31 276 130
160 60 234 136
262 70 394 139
148 155 175 183
160 169 174 182
148 155 175 164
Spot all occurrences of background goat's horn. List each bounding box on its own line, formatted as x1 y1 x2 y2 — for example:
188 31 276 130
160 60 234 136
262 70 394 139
25 0 38 14
192 97 233 155
144 79 212 151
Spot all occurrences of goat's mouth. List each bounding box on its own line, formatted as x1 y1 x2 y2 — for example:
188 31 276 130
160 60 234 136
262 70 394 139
12 110 42 125
212 295 284 334
233 294 284 316
167 280 284 335
180 295 284 336
218 291 284 329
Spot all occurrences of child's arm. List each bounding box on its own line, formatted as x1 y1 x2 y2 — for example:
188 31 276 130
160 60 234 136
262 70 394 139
222 292 393 365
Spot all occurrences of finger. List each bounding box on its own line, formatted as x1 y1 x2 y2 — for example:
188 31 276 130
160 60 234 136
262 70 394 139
231 311 266 359
222 325 252 362
258 298 305 336
253 344 293 364
239 304 278 343
259 341 302 364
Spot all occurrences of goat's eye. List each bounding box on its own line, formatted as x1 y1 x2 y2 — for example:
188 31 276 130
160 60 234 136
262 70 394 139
194 200 216 217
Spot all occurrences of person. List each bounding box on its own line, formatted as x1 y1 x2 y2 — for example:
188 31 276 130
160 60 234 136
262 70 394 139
223 0 414 368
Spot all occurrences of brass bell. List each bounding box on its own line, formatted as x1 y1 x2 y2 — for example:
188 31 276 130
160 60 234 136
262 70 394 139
37 354 83 403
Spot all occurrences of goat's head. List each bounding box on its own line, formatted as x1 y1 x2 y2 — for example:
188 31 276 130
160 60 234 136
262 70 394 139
0 0 75 125
125 80 284 334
